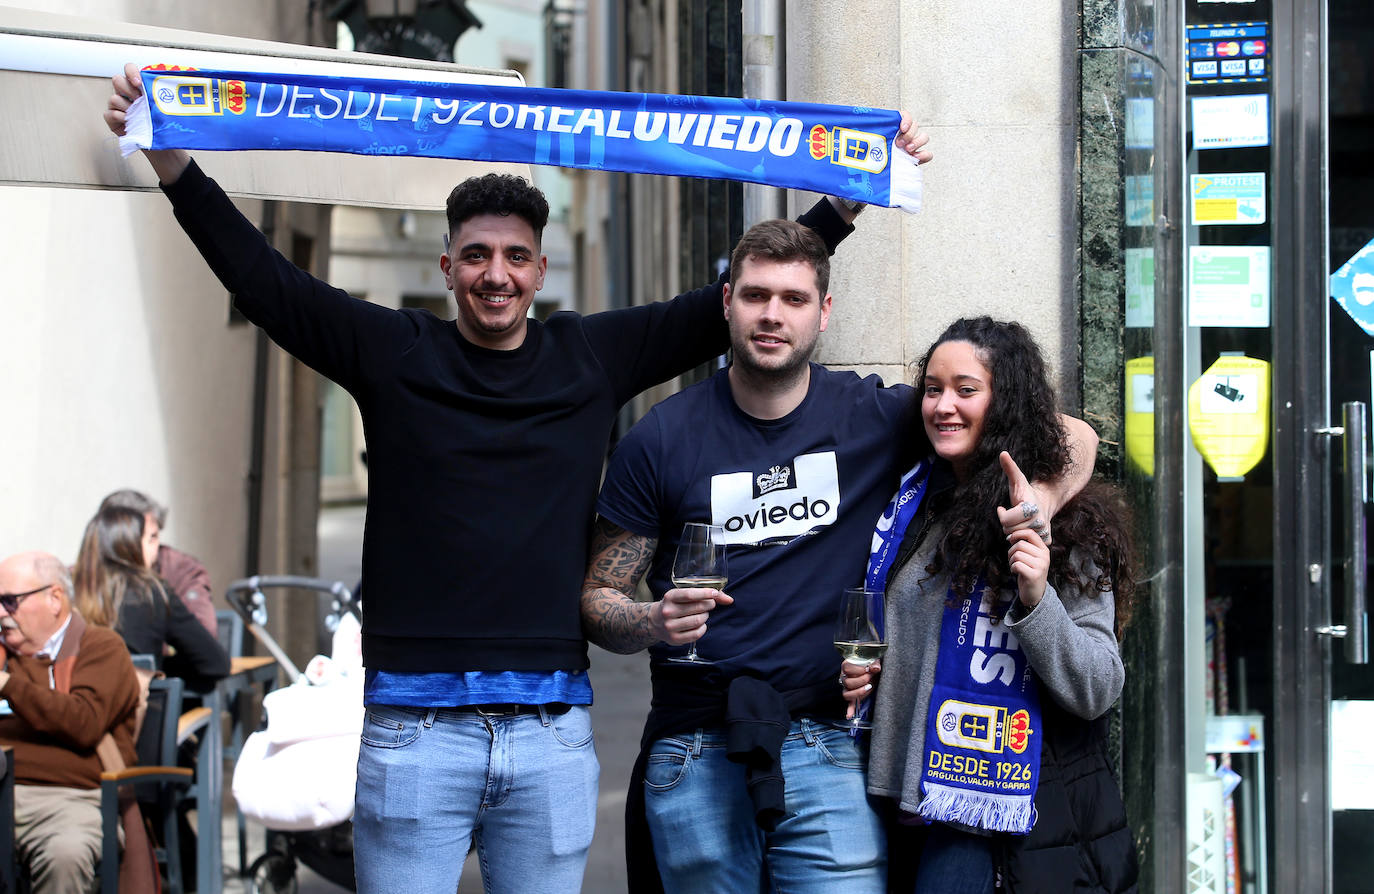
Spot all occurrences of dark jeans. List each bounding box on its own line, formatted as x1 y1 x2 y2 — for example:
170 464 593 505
913 823 995 894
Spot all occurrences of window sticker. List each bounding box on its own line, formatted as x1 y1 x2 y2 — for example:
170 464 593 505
1125 247 1155 329
1187 354 1270 481
1125 97 1154 150
1125 175 1154 228
1187 22 1269 85
1124 356 1155 477
1332 701 1374 811
1191 94 1269 149
1190 173 1266 225
1188 245 1271 327
1331 237 1374 337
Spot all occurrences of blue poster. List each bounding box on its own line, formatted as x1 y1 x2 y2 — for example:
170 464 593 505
1332 238 1374 337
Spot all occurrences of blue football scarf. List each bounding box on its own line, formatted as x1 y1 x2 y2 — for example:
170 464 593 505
858 458 932 728
917 581 1042 834
867 457 934 602
118 67 922 212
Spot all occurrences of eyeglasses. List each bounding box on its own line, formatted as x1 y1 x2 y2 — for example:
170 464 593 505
0 584 53 614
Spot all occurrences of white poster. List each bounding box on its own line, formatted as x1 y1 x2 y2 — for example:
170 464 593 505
1188 245 1271 327
1191 94 1269 149
1332 700 1374 810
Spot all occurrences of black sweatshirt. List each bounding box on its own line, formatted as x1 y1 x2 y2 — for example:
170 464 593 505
164 161 852 674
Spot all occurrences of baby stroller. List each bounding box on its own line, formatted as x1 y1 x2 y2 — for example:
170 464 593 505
225 576 362 894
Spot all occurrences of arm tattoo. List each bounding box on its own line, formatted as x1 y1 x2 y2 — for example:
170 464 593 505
581 516 660 654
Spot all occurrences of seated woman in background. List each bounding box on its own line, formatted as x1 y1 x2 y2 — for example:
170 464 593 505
73 505 230 692
861 317 1139 894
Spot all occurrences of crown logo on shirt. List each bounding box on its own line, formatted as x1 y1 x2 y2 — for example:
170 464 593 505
756 465 792 495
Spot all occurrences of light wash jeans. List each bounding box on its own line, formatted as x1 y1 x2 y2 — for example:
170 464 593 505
353 704 598 894
643 719 886 894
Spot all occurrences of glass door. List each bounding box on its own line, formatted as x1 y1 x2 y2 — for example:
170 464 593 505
1326 0 1374 887
1180 2 1281 890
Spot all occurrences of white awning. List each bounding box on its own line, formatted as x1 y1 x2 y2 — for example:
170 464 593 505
0 5 531 209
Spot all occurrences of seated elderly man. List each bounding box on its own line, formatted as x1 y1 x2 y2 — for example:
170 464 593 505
0 551 139 894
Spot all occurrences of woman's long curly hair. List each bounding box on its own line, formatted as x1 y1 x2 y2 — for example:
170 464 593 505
911 317 1136 636
73 506 167 629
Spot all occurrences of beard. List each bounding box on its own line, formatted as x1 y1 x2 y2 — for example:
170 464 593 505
728 325 818 382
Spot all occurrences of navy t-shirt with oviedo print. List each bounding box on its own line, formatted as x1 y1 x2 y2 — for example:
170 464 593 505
596 364 914 692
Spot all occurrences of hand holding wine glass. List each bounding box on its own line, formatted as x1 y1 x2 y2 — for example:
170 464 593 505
833 588 886 730
664 522 729 665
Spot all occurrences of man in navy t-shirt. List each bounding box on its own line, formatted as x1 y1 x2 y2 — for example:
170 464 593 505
582 219 1096 891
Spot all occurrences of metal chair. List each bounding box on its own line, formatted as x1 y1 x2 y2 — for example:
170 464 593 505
98 676 198 894
216 608 244 665
1 746 16 894
216 607 260 876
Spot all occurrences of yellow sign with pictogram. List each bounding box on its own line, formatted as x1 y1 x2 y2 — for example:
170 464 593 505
1124 356 1155 476
1187 354 1270 480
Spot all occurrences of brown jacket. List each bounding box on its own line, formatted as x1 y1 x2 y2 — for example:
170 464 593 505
0 612 139 788
155 544 218 637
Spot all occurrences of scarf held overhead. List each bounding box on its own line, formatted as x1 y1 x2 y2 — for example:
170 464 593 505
119 67 922 213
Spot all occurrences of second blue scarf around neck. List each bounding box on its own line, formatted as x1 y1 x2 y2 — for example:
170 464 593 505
866 457 1043 834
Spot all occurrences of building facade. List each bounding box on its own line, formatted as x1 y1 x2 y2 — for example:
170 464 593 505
0 0 336 661
5 1 1372 889
0 1 524 668
562 0 1374 890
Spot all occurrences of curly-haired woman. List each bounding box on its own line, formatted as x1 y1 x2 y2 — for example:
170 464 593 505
856 317 1139 894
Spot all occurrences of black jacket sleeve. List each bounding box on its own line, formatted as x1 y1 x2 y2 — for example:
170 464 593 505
161 590 232 689
161 160 415 394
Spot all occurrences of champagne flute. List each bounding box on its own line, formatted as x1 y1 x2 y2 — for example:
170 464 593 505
833 587 886 730
664 522 727 665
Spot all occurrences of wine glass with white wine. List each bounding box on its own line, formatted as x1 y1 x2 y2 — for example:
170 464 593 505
664 522 727 665
833 587 886 730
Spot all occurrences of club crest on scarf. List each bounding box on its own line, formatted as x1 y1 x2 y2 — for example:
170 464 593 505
918 584 1042 834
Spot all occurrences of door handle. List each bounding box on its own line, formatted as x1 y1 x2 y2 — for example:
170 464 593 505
1341 401 1368 664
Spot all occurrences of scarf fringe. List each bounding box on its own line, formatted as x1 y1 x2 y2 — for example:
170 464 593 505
918 783 1036 834
888 151 924 214
119 94 151 157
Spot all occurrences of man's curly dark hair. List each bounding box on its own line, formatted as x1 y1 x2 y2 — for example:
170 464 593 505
910 316 1137 636
446 173 550 240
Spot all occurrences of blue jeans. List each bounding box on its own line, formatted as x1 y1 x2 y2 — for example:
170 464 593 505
353 704 599 894
644 720 886 893
913 823 995 894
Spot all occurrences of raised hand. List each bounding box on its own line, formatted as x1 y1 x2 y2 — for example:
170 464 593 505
1000 453 1051 607
102 63 190 184
996 451 1052 544
1006 528 1049 608
895 113 934 165
102 62 145 137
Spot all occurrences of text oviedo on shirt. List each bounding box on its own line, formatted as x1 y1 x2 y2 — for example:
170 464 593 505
710 451 840 545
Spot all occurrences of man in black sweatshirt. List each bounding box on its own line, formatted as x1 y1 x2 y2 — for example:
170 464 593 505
104 61 931 893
